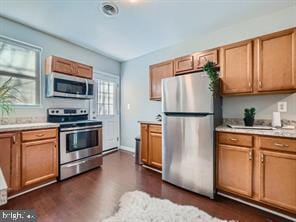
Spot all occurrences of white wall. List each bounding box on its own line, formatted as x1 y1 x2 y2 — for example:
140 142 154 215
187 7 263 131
0 16 120 121
121 6 296 149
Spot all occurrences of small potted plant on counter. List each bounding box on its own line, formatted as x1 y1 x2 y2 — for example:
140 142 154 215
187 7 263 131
244 107 256 126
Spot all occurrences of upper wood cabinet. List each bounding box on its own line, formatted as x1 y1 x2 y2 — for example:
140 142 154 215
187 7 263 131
255 29 296 92
149 60 174 101
195 49 218 70
0 132 20 193
220 40 253 94
45 56 93 79
174 55 195 75
259 150 296 213
217 144 253 197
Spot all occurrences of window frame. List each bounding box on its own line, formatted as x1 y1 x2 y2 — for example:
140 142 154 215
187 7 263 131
0 34 42 108
97 79 117 116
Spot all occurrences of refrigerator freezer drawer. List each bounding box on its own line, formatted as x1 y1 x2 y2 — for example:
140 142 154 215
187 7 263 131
162 72 213 113
162 114 215 199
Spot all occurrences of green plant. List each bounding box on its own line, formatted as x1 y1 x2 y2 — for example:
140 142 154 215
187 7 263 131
0 77 20 116
244 107 256 119
244 107 256 126
203 61 219 95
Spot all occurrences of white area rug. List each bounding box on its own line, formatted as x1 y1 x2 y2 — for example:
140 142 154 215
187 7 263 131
103 191 231 222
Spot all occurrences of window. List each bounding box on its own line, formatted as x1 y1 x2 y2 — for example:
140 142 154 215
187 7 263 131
97 80 117 116
0 36 41 106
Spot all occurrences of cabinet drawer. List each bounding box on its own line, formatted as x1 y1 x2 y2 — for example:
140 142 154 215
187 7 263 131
22 129 57 142
149 125 162 133
259 136 296 153
218 133 253 147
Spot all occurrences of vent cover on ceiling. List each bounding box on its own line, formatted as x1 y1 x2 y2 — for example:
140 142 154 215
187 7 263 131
100 1 119 17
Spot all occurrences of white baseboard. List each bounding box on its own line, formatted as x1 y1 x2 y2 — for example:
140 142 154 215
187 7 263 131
119 145 135 153
218 192 296 221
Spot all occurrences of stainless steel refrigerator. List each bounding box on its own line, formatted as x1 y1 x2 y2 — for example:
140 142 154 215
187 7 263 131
162 72 222 199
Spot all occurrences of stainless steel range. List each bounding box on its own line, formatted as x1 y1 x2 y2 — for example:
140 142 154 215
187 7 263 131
47 108 103 180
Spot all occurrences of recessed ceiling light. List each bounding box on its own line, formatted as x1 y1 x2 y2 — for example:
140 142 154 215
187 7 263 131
100 1 119 17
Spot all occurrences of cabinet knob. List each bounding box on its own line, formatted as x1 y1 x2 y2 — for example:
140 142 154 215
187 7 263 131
230 138 238 141
248 150 253 160
260 154 264 163
12 136 16 144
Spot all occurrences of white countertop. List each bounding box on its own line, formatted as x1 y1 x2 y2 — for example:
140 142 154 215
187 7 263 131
216 125 296 139
138 121 162 125
0 122 59 133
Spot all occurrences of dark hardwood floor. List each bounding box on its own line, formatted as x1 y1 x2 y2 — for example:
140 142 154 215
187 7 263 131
2 150 291 222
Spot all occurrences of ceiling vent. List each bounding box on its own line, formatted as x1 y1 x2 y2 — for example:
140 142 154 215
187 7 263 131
100 1 119 17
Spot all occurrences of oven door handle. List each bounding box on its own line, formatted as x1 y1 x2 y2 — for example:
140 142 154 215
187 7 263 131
60 125 102 133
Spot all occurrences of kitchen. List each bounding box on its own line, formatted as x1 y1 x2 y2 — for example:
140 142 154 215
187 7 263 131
0 1 296 222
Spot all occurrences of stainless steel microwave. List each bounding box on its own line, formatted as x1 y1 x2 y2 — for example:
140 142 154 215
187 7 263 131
46 73 95 99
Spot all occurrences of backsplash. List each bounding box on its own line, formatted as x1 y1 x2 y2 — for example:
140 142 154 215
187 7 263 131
223 118 296 127
0 116 47 125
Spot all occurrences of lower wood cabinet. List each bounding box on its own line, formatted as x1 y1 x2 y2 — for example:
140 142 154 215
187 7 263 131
217 132 296 214
140 123 162 170
0 132 20 193
217 144 253 197
0 128 58 196
259 150 296 213
22 138 58 187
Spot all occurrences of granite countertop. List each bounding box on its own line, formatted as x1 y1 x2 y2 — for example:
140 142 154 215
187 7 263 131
216 125 296 139
138 120 162 125
0 122 60 133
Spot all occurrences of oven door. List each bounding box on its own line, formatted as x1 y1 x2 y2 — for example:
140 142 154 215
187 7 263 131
60 127 102 164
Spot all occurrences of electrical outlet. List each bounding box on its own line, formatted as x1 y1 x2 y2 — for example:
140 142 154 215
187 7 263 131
127 104 131 110
278 102 287 112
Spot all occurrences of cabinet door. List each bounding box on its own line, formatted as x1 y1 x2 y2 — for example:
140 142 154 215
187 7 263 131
76 63 93 79
259 151 296 213
149 60 174 100
148 126 162 169
174 55 195 75
22 139 57 187
195 49 218 70
0 133 20 193
50 56 75 75
140 124 149 164
256 29 296 92
220 41 253 94
217 144 253 197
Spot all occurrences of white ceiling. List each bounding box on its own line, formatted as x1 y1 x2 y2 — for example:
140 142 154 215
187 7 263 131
0 0 295 61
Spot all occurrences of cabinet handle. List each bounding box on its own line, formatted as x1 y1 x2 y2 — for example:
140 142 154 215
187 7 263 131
274 143 288 148
248 150 253 160
248 82 251 88
36 134 44 137
230 138 238 141
12 136 16 144
258 81 262 88
261 154 264 163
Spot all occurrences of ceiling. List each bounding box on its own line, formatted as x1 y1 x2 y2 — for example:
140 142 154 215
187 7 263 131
0 0 295 61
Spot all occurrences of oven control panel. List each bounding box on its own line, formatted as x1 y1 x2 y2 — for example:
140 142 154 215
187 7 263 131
48 108 88 116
